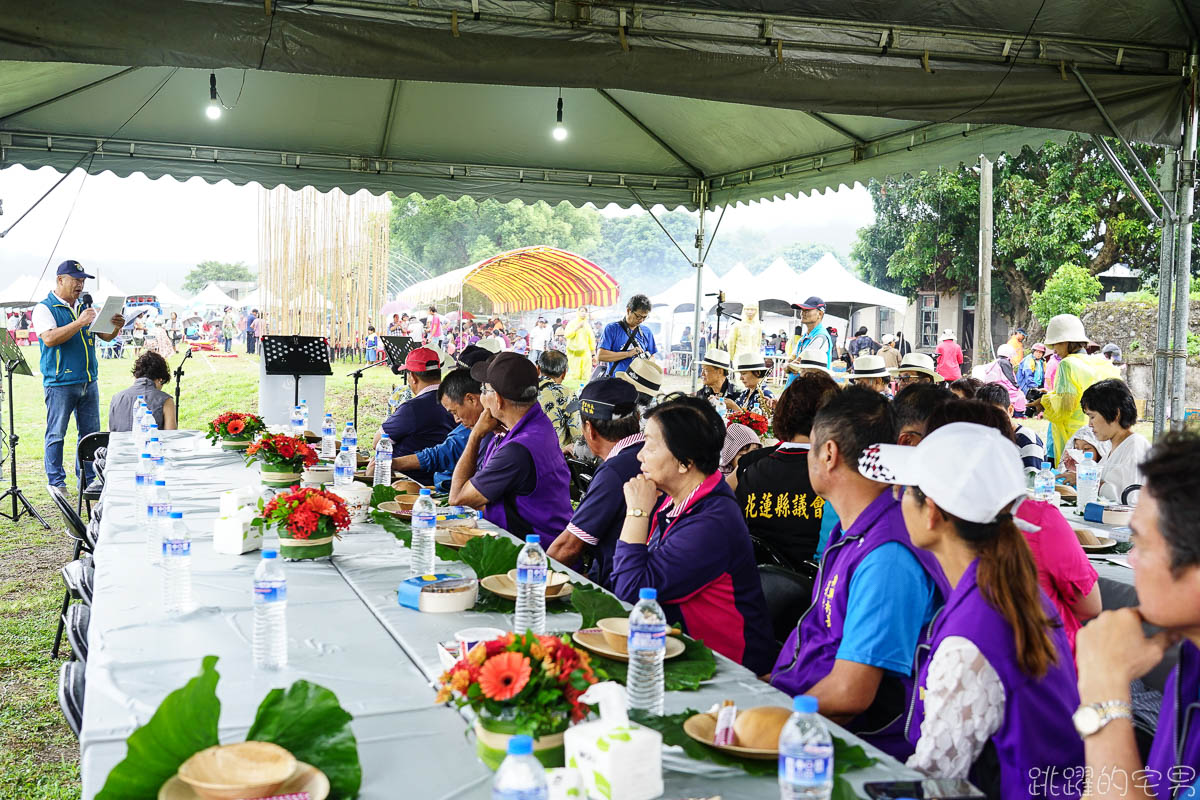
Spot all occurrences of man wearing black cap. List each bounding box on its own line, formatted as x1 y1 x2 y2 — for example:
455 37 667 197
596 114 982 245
546 379 645 588
371 346 455 485
450 352 573 548
34 260 125 498
784 296 835 385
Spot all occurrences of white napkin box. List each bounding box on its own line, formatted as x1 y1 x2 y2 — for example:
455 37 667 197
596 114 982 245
213 515 263 555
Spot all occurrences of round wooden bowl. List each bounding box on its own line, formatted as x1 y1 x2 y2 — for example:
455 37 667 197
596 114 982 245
447 526 492 546
391 479 425 495
597 617 630 653
176 742 296 800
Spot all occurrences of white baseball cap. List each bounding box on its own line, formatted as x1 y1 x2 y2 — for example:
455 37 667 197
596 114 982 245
857 422 1026 524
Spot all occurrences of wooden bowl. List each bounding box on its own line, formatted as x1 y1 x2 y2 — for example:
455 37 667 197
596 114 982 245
391 479 424 495
447 526 492 546
177 742 296 800
378 498 417 517
597 617 631 653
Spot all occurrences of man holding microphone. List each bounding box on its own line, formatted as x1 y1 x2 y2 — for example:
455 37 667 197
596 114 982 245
33 260 125 499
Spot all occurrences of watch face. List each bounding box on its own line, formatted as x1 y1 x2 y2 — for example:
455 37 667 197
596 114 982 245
1073 705 1101 736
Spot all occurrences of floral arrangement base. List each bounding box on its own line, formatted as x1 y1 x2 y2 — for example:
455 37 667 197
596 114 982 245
260 463 302 489
278 535 334 560
473 719 565 770
220 438 252 451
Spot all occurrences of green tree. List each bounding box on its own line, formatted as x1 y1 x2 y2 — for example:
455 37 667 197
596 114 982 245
1030 264 1104 323
851 135 1175 326
183 260 255 293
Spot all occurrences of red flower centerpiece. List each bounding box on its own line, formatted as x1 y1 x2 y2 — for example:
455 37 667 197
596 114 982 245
245 432 319 489
727 409 769 437
253 485 351 560
436 632 598 769
205 411 266 450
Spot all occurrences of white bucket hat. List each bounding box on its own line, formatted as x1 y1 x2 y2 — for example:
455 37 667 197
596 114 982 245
701 347 732 371
858 422 1026 524
734 352 767 372
880 334 896 345
1043 314 1089 345
890 352 944 382
795 347 832 376
618 357 665 397
940 329 956 341
850 354 890 380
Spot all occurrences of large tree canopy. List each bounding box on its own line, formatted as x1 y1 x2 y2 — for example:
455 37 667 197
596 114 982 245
182 260 255 293
851 135 1190 326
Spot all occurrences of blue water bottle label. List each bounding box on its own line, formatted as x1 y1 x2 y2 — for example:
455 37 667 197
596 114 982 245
162 539 191 557
492 788 547 800
254 583 287 603
516 565 547 585
628 622 666 651
779 743 833 785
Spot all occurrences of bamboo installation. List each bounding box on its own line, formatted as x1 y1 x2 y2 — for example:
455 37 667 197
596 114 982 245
257 185 390 346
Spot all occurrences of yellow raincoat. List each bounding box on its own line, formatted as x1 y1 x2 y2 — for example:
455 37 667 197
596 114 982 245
1042 352 1120 465
564 315 595 391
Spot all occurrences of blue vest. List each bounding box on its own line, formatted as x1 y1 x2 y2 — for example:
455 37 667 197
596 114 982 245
38 292 97 386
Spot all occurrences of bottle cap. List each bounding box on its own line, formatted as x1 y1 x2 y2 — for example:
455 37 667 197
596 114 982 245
155 480 166 486
170 511 183 519
638 587 657 601
525 535 540 545
1040 461 1052 469
419 488 431 495
1084 452 1094 460
506 735 533 756
141 453 151 459
262 549 278 559
341 445 349 451
793 695 818 713
325 412 333 417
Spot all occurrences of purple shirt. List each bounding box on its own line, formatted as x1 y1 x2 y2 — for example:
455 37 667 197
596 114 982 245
1147 640 1200 800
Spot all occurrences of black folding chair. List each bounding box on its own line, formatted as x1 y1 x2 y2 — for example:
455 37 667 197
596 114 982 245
50 492 92 659
758 565 816 648
64 604 91 662
57 661 85 738
565 457 596 505
76 432 109 519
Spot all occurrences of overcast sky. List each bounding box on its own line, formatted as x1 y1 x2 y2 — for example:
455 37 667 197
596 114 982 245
1 164 875 294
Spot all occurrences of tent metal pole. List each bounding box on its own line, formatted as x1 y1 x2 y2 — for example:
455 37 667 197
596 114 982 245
691 187 708 393
1090 134 1164 226
1072 66 1176 221
1153 149 1177 440
1170 49 1198 430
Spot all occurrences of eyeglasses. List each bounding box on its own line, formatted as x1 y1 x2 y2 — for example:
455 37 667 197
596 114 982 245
630 312 649 322
896 374 923 385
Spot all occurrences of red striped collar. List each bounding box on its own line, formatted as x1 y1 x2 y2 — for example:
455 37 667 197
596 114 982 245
607 433 645 460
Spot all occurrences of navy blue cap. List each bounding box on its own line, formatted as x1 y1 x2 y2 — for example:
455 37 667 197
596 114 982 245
456 344 492 368
791 296 825 311
56 260 94 279
570 378 637 420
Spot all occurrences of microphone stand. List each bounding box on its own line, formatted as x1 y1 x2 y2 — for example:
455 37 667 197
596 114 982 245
347 359 388 431
0 354 49 527
174 347 192 417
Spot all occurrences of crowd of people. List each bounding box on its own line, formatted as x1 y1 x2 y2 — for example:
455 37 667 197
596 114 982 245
32 265 1198 798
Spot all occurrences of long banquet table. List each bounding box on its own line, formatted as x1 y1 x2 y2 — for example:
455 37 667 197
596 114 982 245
82 429 919 799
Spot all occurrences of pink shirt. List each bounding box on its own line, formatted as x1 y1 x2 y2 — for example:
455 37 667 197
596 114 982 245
935 340 963 380
252 317 265 337
1016 499 1098 653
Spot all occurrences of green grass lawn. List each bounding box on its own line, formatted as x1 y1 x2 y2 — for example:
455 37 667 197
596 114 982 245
0 345 406 799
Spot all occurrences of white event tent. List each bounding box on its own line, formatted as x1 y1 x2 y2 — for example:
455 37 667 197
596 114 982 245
190 283 239 309
149 281 189 307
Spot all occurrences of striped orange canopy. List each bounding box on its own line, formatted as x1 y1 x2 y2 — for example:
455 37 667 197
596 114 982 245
464 246 620 312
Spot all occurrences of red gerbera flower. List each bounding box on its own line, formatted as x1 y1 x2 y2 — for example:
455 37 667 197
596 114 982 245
226 419 245 435
478 652 531 701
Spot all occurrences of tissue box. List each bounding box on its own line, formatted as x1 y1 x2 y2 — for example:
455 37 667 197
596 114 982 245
213 515 262 555
397 574 478 612
564 720 663 800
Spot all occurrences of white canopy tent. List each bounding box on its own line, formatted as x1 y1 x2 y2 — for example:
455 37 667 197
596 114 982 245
0 272 125 307
190 283 239 309
149 281 189 307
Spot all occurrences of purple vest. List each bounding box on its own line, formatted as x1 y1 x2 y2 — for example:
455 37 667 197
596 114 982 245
770 491 947 759
1147 640 1200 800
907 560 1082 799
479 404 573 549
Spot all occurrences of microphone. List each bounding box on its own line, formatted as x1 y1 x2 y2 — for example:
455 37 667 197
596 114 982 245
79 292 94 310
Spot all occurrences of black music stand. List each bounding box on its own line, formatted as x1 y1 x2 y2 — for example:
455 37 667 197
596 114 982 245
260 336 333 407
0 337 49 527
380 336 415 375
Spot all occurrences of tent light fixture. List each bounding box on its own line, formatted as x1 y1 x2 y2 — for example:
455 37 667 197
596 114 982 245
552 93 567 141
206 72 222 120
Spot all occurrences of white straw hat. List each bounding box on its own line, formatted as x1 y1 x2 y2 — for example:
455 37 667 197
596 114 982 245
858 422 1026 524
849 355 890 379
890 352 944 382
618 358 665 397
701 347 732 371
795 348 832 376
734 352 767 372
1043 314 1089 345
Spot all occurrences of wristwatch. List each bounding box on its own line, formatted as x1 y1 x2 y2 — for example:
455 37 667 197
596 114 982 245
1073 700 1133 738
626 508 650 518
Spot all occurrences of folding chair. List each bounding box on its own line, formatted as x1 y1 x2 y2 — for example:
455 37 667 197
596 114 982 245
75 432 109 519
64 604 91 662
57 661 85 738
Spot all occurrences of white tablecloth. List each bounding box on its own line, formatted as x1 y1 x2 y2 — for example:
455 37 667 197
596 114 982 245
82 430 918 799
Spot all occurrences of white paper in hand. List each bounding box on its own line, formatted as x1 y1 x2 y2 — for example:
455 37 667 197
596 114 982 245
87 295 126 336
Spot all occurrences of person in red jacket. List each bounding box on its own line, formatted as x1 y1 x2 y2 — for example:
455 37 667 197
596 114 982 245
935 329 963 381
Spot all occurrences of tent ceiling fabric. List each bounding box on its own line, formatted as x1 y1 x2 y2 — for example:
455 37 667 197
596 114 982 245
398 246 620 312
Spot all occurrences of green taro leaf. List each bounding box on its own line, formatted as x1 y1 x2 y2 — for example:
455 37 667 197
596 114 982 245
588 636 716 691
570 583 627 629
246 680 363 799
370 485 400 508
458 533 522 579
372 509 457 561
95 655 222 800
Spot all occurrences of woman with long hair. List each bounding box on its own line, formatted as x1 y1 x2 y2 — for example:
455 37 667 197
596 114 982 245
858 422 1083 798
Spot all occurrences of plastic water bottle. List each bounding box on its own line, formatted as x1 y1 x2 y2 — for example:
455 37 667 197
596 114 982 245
1078 452 1101 507
492 735 547 800
343 422 358 460
1033 461 1056 503
135 453 153 523
320 414 337 460
139 408 155 449
161 512 192 617
710 393 727 422
627 587 667 714
131 395 146 431
298 398 309 432
151 479 172 554
410 489 437 576
334 446 355 487
514 535 547 635
290 405 305 436
778 695 834 800
148 432 164 469
374 436 393 486
253 550 288 670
